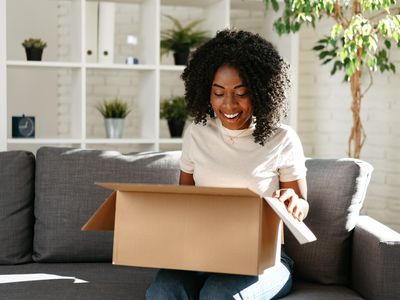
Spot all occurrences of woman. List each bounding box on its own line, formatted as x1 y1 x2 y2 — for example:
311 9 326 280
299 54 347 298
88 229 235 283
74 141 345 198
147 29 308 300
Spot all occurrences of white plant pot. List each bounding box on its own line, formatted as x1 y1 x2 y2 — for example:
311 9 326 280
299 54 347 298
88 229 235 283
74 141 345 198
105 118 124 138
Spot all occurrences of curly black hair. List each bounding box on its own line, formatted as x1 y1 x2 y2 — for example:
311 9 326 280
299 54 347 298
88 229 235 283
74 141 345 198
181 29 290 145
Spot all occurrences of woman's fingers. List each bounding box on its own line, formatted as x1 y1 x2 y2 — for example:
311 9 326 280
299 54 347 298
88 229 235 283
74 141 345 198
292 207 304 222
272 189 281 199
286 193 298 213
274 188 295 203
273 188 304 221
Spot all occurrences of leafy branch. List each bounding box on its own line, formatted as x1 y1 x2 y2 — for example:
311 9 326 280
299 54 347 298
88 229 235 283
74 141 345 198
263 0 400 158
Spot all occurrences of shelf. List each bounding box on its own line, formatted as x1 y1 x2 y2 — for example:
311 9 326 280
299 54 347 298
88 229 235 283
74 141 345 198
85 138 156 144
162 0 218 7
158 138 183 144
7 61 82 69
7 138 83 144
85 63 156 70
7 61 159 71
7 138 159 145
159 65 185 72
87 0 146 4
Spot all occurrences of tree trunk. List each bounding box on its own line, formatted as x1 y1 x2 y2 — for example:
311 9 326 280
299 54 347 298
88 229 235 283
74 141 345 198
348 69 366 158
347 0 365 159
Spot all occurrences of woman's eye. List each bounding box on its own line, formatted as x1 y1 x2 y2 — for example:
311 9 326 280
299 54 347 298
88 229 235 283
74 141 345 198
214 92 224 97
236 92 248 97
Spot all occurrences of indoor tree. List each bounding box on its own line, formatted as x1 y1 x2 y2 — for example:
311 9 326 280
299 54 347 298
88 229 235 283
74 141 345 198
264 0 400 158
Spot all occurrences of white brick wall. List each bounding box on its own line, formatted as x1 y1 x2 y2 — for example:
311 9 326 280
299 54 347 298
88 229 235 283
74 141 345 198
298 19 400 232
57 2 73 138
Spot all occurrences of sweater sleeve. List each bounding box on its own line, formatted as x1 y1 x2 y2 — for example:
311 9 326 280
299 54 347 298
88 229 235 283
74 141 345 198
277 127 307 182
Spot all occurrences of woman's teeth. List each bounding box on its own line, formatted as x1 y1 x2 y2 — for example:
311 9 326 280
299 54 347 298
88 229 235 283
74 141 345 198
224 112 240 119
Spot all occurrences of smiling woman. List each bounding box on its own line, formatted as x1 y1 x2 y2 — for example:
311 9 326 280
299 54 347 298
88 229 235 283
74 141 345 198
146 29 308 300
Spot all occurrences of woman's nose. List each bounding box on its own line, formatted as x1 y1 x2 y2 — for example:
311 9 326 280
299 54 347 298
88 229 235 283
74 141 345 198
223 93 237 107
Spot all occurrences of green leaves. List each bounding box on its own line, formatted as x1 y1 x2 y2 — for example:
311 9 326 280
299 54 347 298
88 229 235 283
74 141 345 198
160 96 188 121
267 0 341 35
361 0 397 11
22 38 47 49
313 36 348 78
160 15 210 56
378 15 400 42
331 23 343 40
264 0 400 79
264 0 280 11
374 49 396 72
96 98 131 119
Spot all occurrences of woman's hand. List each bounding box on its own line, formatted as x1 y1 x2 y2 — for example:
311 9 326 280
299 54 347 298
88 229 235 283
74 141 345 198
179 171 195 185
272 188 308 222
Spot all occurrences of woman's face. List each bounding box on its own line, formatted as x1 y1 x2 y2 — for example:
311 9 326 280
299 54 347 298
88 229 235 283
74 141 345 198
210 65 253 130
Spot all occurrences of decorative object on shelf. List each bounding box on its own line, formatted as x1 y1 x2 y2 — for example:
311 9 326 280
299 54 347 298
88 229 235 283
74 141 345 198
160 96 188 137
22 38 47 61
160 15 210 65
96 98 131 139
12 115 35 138
86 1 99 63
125 35 139 65
98 2 115 64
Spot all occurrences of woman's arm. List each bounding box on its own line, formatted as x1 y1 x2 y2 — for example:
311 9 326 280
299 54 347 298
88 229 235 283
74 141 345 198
179 171 195 185
273 178 308 221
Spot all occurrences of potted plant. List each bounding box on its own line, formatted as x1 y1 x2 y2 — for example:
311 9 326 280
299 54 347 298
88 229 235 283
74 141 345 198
22 38 47 61
96 98 131 138
160 15 210 65
160 96 188 137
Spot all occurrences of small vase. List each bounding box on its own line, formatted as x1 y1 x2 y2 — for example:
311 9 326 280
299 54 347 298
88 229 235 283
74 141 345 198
25 48 43 61
173 50 189 65
105 118 124 138
167 119 186 137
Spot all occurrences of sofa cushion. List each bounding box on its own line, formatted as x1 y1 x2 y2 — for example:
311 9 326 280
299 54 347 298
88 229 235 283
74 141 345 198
0 150 35 264
283 280 364 300
33 147 181 263
284 159 373 285
0 263 157 300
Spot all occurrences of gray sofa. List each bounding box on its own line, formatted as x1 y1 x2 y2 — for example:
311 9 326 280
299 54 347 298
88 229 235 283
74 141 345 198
0 147 399 300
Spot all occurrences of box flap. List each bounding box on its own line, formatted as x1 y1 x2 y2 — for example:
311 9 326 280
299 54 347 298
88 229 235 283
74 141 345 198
81 191 116 231
264 197 317 244
95 182 258 197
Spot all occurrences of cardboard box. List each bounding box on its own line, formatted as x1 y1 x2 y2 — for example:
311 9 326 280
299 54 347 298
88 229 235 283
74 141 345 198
82 183 285 275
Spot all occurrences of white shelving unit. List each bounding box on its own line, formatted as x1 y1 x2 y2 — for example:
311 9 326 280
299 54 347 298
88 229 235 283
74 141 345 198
0 0 298 152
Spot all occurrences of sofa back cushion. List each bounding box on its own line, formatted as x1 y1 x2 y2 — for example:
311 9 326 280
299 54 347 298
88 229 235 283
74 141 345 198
0 150 35 264
284 158 373 285
33 147 180 262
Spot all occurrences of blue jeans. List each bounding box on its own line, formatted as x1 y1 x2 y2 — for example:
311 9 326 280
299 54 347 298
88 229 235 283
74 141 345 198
146 249 294 300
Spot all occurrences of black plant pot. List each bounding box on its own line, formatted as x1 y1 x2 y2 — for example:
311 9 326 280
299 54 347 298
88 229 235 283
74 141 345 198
173 50 189 65
167 119 186 137
25 47 43 61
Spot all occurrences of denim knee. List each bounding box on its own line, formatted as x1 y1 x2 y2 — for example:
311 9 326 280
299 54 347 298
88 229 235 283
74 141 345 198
146 280 190 300
146 270 187 300
146 280 178 300
146 269 206 300
199 280 232 300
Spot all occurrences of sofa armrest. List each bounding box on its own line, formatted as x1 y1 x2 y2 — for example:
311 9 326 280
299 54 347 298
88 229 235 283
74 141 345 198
352 215 400 300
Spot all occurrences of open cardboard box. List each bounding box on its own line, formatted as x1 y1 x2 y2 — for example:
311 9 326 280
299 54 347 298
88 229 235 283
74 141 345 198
82 183 316 276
